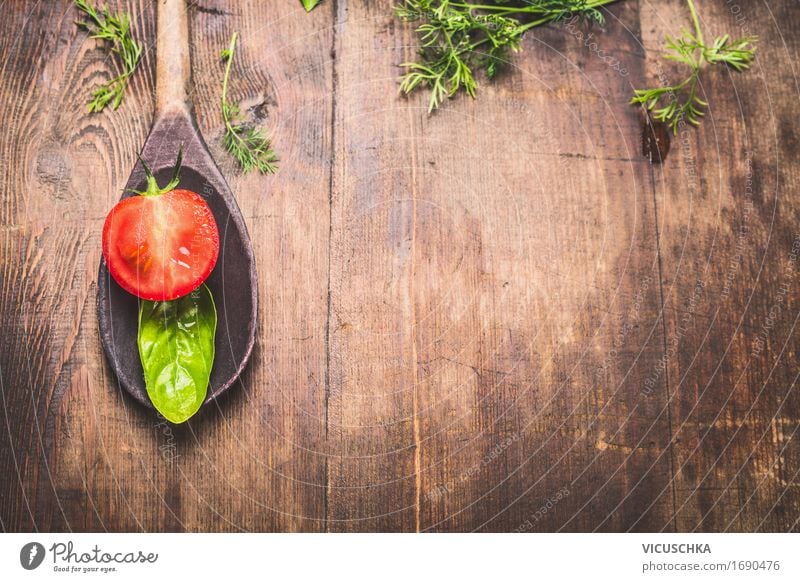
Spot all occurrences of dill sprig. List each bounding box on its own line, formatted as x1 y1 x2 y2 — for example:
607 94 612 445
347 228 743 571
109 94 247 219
74 0 142 113
396 0 619 112
220 33 278 174
631 0 756 134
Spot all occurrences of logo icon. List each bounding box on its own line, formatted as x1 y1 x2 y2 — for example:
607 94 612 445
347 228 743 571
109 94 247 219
20 542 45 570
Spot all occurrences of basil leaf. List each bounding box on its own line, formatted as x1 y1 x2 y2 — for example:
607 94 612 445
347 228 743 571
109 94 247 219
301 0 321 12
138 284 216 424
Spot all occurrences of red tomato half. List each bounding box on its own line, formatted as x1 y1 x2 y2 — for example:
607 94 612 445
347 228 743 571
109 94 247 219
102 189 219 301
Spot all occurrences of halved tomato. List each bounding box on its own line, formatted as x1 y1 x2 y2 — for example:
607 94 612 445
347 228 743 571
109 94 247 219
102 152 219 301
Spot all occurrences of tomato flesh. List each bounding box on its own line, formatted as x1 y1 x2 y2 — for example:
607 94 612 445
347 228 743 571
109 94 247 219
102 189 219 301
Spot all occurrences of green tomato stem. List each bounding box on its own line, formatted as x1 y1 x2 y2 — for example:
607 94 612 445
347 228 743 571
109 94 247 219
131 148 183 197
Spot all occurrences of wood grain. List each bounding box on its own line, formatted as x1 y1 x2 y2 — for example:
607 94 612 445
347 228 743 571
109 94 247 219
638 0 800 532
324 0 419 531
0 0 158 532
408 1 677 532
1 0 798 532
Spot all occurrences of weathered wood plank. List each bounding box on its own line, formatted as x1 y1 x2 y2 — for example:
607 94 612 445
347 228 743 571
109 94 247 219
1 0 798 533
174 0 333 532
408 1 676 531
638 0 800 532
0 0 159 532
325 0 419 531
0 0 332 532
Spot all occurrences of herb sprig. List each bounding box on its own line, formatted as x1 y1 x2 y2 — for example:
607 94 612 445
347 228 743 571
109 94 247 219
220 33 278 174
74 0 142 112
631 0 756 133
396 0 620 112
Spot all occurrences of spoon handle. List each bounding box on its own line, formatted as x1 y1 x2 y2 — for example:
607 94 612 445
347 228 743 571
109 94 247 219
155 0 192 117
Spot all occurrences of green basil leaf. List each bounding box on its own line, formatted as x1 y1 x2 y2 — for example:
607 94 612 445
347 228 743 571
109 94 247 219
138 284 216 424
301 0 322 12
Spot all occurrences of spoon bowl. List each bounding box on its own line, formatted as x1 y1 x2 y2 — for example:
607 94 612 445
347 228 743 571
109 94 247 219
97 0 257 413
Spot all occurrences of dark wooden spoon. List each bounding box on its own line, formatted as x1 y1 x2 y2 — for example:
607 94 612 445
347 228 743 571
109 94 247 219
97 0 257 414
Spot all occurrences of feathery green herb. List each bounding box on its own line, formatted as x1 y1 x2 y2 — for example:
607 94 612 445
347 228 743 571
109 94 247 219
396 0 619 112
221 33 278 174
74 0 142 112
301 0 323 11
631 0 756 133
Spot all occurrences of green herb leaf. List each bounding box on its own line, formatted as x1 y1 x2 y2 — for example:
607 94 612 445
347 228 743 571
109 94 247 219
631 0 756 133
221 32 279 174
395 0 620 112
301 0 322 12
74 0 142 112
138 284 217 424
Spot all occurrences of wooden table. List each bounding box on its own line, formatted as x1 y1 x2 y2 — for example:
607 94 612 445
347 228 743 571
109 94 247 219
1 0 798 532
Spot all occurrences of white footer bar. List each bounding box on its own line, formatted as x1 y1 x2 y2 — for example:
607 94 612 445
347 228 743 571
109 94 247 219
1 533 797 581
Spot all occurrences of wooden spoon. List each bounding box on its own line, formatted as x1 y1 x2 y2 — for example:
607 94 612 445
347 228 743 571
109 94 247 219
97 0 258 415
